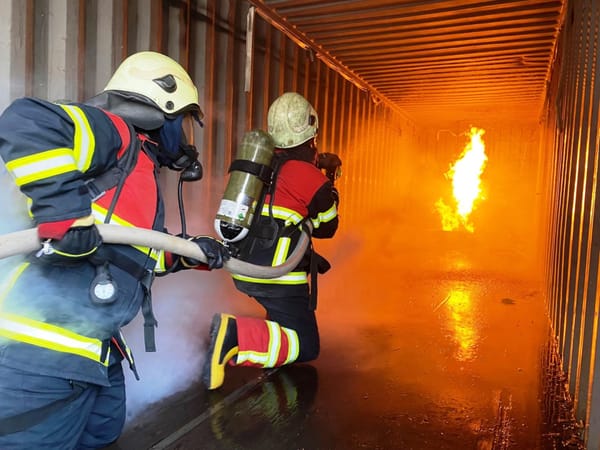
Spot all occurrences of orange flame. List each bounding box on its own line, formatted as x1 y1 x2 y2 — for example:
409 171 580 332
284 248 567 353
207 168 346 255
435 127 487 232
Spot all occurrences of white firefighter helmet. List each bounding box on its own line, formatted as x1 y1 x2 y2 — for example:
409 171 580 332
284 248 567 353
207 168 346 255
104 51 202 118
267 92 318 148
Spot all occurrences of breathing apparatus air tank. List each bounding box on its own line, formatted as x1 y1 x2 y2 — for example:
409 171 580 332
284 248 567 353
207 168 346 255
215 130 275 243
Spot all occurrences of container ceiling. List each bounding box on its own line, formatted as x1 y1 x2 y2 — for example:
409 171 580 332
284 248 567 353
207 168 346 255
251 0 565 124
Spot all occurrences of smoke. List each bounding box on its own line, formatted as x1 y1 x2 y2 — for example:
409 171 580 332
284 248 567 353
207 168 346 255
121 172 265 422
0 163 32 273
121 264 267 421
0 164 32 233
0 162 264 422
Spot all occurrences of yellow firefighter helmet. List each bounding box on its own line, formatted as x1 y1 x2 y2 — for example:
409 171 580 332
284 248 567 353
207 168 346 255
104 51 202 118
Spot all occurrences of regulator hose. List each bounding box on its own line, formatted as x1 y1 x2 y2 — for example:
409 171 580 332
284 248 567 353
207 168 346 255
0 224 312 279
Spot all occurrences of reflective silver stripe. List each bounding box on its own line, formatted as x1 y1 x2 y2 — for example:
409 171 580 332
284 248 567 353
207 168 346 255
6 149 76 186
237 349 268 365
154 250 168 273
91 204 158 261
0 313 108 365
261 204 303 225
272 237 290 266
232 271 308 284
311 203 337 229
236 320 284 368
232 235 306 284
266 321 281 367
59 104 95 172
282 326 299 364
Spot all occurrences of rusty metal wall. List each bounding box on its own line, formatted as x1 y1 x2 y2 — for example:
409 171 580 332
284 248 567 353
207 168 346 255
542 0 600 447
0 0 417 233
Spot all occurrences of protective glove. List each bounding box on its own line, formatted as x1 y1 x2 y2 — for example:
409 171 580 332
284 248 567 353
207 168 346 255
36 215 102 266
181 236 231 270
317 152 342 183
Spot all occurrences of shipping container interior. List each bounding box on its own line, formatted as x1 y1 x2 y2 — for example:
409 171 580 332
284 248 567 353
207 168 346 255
4 0 600 448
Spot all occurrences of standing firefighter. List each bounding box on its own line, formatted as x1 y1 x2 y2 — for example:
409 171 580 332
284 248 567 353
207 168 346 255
0 51 230 449
202 92 340 390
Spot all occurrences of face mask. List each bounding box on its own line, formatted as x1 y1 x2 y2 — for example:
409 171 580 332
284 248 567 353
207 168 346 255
157 113 203 172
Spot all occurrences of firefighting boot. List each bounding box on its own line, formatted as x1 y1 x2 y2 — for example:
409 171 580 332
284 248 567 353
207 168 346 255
202 313 238 390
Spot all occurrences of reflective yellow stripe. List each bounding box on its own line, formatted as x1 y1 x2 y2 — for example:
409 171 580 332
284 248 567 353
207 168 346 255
232 271 307 285
0 313 108 365
232 234 307 284
311 203 337 229
272 237 290 266
282 327 299 364
237 349 269 365
154 250 167 273
60 104 95 172
0 262 29 307
236 322 297 368
91 204 158 261
261 205 303 225
236 321 276 366
6 149 76 186
266 321 281 367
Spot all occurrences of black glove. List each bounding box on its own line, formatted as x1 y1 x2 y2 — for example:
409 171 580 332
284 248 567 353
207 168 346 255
36 225 102 266
182 236 231 270
317 153 342 183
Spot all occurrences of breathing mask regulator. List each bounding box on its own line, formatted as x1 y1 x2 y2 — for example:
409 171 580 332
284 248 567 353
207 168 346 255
153 113 203 179
156 112 206 241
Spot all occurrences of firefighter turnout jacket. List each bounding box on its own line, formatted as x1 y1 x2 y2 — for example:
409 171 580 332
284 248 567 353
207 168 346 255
0 97 173 386
231 144 339 299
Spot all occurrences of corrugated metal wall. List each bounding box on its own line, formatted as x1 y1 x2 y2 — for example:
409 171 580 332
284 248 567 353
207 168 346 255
5 0 600 448
0 0 417 234
542 0 600 447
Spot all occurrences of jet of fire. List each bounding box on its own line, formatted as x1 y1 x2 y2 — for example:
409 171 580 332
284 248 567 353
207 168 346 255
435 127 487 232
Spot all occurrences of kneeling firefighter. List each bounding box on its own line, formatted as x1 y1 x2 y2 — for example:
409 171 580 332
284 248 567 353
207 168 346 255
0 51 230 449
203 92 340 390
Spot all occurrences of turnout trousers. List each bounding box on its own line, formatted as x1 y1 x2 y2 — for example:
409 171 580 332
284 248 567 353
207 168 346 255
235 294 320 368
0 362 126 450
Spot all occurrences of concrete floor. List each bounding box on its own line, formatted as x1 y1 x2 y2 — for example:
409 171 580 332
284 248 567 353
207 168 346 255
104 192 578 449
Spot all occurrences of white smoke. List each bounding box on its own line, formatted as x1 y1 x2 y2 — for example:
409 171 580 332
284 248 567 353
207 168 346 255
121 269 251 421
0 163 32 273
121 173 265 422
0 161 270 422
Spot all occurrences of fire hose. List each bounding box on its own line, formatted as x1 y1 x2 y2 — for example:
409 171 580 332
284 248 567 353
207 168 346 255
0 223 311 279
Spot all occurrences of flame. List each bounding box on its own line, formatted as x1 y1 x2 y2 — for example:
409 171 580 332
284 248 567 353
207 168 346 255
435 127 487 232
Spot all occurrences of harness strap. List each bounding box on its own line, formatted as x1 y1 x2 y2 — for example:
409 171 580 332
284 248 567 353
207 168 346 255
229 159 273 184
140 271 158 352
0 381 86 436
92 246 157 352
85 110 137 203
86 112 159 352
302 222 330 311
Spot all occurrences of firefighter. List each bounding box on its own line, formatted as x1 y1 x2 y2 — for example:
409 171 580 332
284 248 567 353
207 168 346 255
0 51 230 449
202 92 339 390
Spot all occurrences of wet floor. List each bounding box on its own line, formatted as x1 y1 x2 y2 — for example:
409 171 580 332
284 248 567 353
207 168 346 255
106 198 581 450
